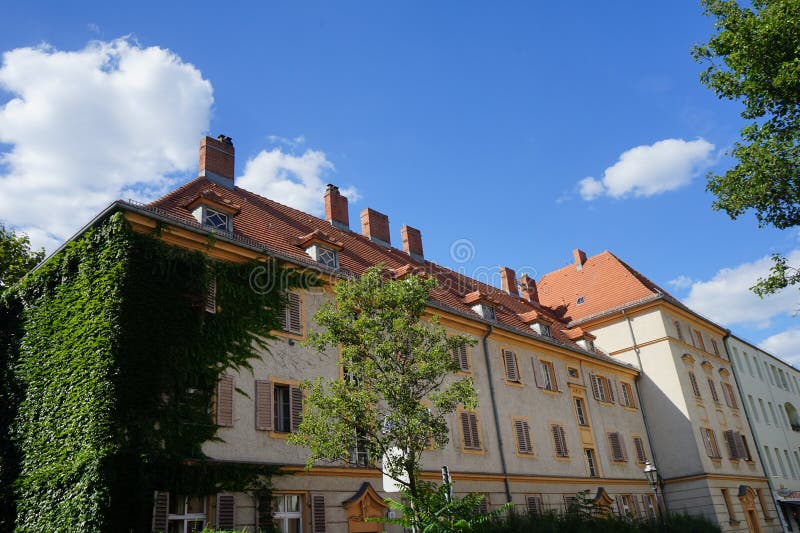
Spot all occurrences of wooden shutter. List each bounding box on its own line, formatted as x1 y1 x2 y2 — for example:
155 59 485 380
461 412 480 449
453 343 469 371
626 383 637 408
283 292 302 334
217 374 234 427
604 377 615 403
532 357 544 388
217 494 235 530
311 494 327 532
589 374 601 400
688 372 701 398
514 419 532 454
631 495 641 518
615 379 624 406
526 495 543 515
723 430 739 459
502 349 520 382
290 385 303 432
477 495 489 514
205 276 217 314
609 432 625 461
255 380 273 431
633 437 647 463
708 379 719 402
552 425 568 457
548 362 561 392
152 491 169 532
735 432 749 460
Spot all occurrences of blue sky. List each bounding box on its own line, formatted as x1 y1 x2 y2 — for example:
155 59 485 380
2 1 799 362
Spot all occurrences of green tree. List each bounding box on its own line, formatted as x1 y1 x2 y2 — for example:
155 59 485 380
0 225 44 294
693 0 800 294
289 266 477 504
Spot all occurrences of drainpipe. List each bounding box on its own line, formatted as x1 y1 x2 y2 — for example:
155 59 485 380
723 333 790 532
482 324 513 503
621 309 671 515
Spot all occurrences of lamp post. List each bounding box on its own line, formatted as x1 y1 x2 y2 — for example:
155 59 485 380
644 461 664 529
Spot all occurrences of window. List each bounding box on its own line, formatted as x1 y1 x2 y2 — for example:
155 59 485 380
576 296 585 304
350 429 370 466
272 493 303 533
589 374 615 403
754 356 763 379
775 447 788 477
748 395 759 421
756 489 773 520
254 381 303 434
785 449 797 478
769 402 780 427
711 339 721 357
551 424 569 457
502 349 521 383
203 208 230 231
721 489 737 523
471 303 496 321
701 427 721 458
304 242 339 269
764 446 776 476
707 379 720 403
585 448 598 477
452 342 470 372
633 436 647 463
513 419 534 454
216 374 234 427
574 397 588 426
688 372 701 399
525 495 543 516
722 382 738 409
759 398 770 425
620 382 636 408
694 330 706 351
723 430 751 460
568 367 579 379
163 493 206 533
674 320 684 342
607 432 627 462
535 359 558 391
205 276 217 314
460 411 482 450
541 324 552 337
281 292 302 335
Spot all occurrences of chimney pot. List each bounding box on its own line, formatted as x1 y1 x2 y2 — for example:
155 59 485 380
520 274 539 304
573 249 587 270
360 208 390 246
199 135 235 189
401 225 424 260
324 184 350 230
499 266 519 297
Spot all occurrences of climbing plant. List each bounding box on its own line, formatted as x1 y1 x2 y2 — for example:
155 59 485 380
1 212 300 532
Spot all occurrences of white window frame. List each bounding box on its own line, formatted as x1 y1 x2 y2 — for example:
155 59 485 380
305 244 339 269
167 494 206 533
272 493 303 533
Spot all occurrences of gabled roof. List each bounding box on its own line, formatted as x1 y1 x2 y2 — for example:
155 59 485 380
537 251 665 323
143 177 633 369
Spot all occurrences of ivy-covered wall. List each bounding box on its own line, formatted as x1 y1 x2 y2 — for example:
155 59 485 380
1 213 295 532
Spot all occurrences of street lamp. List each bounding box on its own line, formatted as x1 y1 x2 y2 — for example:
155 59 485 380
643 461 664 529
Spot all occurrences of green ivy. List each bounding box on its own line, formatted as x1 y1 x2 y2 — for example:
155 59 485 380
1 213 302 532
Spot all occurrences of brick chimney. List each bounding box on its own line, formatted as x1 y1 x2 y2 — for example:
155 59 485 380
199 135 235 189
499 266 518 297
573 249 587 271
360 208 390 246
401 225 424 260
324 184 349 230
519 274 539 304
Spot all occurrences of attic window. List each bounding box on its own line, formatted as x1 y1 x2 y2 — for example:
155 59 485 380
530 322 552 337
576 296 585 305
306 244 339 269
472 303 496 321
192 204 233 232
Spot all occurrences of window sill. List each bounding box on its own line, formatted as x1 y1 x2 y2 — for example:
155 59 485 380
505 380 525 388
269 431 293 440
541 388 561 396
461 447 485 455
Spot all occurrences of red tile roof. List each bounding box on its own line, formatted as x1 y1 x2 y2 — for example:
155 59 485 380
144 177 630 368
537 250 674 324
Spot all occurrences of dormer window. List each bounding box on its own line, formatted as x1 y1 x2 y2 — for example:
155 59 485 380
306 244 339 269
186 192 239 233
577 338 595 353
530 322 552 338
472 303 496 321
204 208 229 230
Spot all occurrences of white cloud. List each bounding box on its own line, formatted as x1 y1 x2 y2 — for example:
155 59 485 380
238 148 360 216
0 38 213 252
683 250 800 328
267 134 306 148
667 275 694 290
579 138 715 201
760 329 800 367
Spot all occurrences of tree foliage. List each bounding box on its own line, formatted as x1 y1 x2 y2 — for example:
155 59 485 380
0 225 44 294
290 266 477 500
693 0 800 294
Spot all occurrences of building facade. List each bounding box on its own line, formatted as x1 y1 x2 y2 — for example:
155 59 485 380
538 250 779 532
727 334 800 530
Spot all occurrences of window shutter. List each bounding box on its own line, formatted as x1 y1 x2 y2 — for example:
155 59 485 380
737 433 751 461
609 432 625 461
469 413 480 450
604 377 615 403
701 428 715 457
689 372 701 398
729 385 738 409
205 276 217 314
255 380 273 431
152 491 169 532
589 374 601 400
217 494 235 530
550 362 561 392
217 374 234 427
552 425 568 457
290 385 303 433
477 496 489 514
503 350 520 382
615 379 624 406
633 437 647 463
631 495 641 518
453 343 469 371
627 383 637 408
311 494 327 532
529 357 544 388
283 292 302 334
514 420 532 453
722 383 733 408
525 495 543 515
723 430 738 459
615 496 624 516
460 412 473 449
708 379 719 402
461 412 480 449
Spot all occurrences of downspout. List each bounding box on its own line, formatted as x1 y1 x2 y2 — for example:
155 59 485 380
482 324 513 503
621 309 671 514
724 333 789 531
